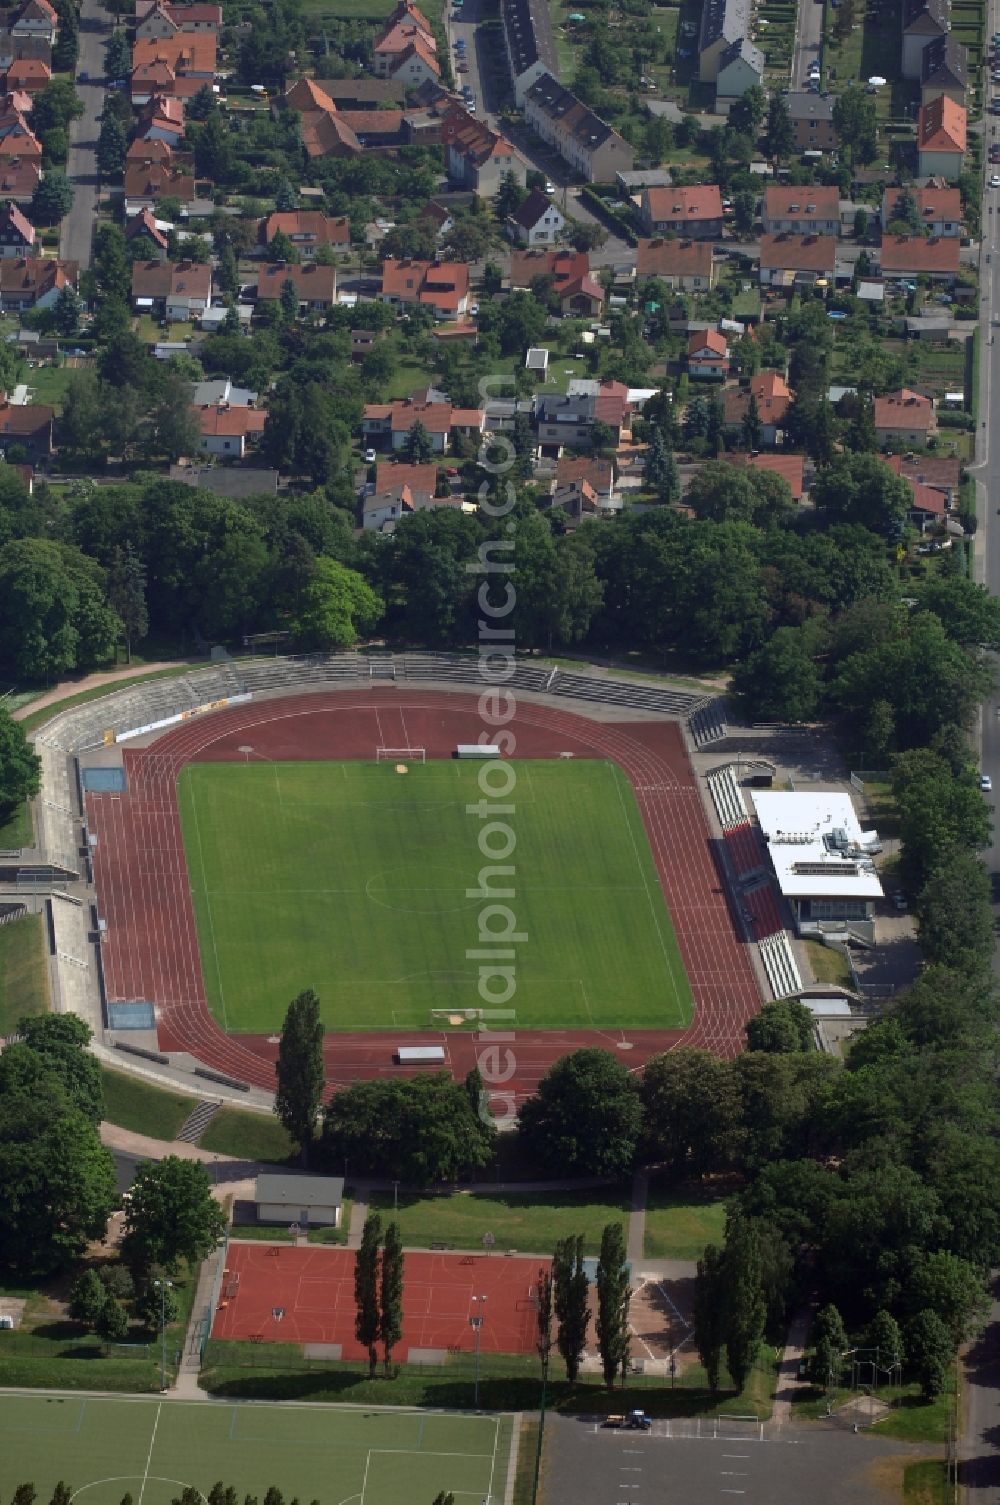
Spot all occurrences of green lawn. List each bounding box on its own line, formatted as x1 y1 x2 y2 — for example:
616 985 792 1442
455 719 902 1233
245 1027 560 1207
642 1187 728 1260
100 1065 198 1141
0 1393 513 1505
25 364 80 412
178 759 694 1033
0 912 49 1037
801 939 853 989
367 1187 631 1254
199 1106 296 1163
0 800 32 849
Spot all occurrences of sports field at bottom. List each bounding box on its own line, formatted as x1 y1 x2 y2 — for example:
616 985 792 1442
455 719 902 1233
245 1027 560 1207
0 1394 513 1505
178 758 693 1033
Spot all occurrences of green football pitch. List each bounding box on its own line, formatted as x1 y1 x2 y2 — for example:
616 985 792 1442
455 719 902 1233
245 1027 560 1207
177 759 693 1034
0 1394 512 1505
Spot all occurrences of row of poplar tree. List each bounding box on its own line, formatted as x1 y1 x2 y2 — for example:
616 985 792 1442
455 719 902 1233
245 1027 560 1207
353 1213 404 1379
537 1225 632 1391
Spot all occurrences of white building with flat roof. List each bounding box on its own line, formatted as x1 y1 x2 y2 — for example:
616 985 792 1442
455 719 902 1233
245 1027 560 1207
751 790 883 930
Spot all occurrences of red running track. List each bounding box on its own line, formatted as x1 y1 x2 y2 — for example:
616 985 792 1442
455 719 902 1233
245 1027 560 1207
213 1245 545 1357
85 690 763 1101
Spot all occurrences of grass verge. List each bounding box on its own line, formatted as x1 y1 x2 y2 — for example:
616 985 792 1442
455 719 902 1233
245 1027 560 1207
0 800 32 849
903 1459 949 1503
642 1186 728 1260
100 1065 199 1141
801 939 853 989
367 1187 631 1254
199 1106 295 1163
0 912 50 1036
201 1346 779 1416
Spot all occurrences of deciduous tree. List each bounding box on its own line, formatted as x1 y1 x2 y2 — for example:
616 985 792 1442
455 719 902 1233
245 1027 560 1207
121 1157 226 1274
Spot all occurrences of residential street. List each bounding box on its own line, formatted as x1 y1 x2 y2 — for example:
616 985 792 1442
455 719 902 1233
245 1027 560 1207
61 0 111 269
790 0 824 90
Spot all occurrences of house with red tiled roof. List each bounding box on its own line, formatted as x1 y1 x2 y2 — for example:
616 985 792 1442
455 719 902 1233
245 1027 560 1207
878 233 959 281
0 389 52 455
373 0 439 85
135 1 222 40
916 95 966 179
364 459 439 530
191 402 266 458
137 92 185 145
639 184 723 238
254 260 338 311
874 388 936 447
123 156 197 207
362 397 484 454
336 110 404 146
0 200 33 258
379 257 469 318
535 380 630 451
723 370 793 445
0 56 47 93
442 106 525 196
763 185 840 236
510 246 589 291
282 77 337 114
881 184 963 237
546 454 619 519
726 451 805 500
635 237 716 290
130 33 216 102
0 254 75 310
260 211 349 258
687 328 729 380
885 453 959 528
885 452 959 503
125 205 170 255
0 156 39 202
759 233 836 290
131 258 211 319
558 274 604 317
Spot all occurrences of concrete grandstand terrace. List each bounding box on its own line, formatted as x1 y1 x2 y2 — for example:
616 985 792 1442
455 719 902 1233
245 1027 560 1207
83 689 762 1102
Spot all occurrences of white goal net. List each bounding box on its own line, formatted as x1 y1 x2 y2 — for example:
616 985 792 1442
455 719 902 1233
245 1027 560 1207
376 747 427 762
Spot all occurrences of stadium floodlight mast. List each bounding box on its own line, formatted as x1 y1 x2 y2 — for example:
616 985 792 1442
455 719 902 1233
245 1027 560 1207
153 1278 173 1392
470 1294 487 1409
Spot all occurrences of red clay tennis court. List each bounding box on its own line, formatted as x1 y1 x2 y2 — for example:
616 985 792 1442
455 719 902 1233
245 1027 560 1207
212 1244 548 1359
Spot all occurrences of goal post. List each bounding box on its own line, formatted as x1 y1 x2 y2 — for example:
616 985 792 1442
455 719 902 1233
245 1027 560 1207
376 747 426 763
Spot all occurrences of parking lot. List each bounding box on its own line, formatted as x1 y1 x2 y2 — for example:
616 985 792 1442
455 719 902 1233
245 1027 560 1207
545 1412 922 1505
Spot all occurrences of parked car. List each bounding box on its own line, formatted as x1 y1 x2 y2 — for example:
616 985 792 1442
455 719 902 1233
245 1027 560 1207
363 448 377 463
981 773 993 792
991 174 1000 188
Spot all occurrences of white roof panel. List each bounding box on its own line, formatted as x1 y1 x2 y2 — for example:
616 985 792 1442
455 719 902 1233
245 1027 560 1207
751 790 884 900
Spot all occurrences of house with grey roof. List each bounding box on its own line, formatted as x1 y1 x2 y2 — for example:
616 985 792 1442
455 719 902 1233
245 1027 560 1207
500 0 559 106
716 36 764 104
523 71 634 181
255 1173 345 1227
698 0 749 83
920 33 968 106
901 0 949 80
787 92 837 152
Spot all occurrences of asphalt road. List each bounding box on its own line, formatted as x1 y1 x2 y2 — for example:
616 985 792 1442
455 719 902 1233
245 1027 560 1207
544 1412 921 1505
61 0 111 269
789 0 824 90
